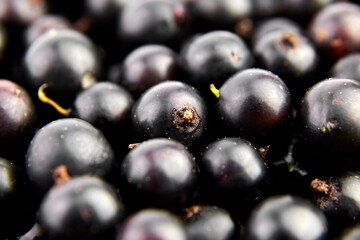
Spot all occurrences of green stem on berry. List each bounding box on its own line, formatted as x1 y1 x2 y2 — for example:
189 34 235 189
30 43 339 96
210 84 220 98
38 83 71 116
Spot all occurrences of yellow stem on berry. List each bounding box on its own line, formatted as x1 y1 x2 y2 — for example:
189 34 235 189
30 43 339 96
210 84 220 98
38 83 71 116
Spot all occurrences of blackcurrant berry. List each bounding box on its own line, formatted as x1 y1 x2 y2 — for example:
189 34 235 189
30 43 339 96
131 80 207 146
118 138 198 209
26 118 116 193
244 195 328 240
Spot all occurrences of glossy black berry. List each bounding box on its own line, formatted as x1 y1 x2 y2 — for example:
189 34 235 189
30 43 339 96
0 0 47 26
73 82 134 137
23 29 102 105
252 0 282 18
187 0 252 28
280 0 334 18
118 0 190 46
199 138 267 207
131 81 207 146
118 44 179 98
0 158 35 239
244 195 328 240
330 53 360 82
118 138 198 209
299 78 360 153
24 14 71 46
38 175 124 240
252 17 302 44
211 68 292 141
180 30 254 90
254 30 318 98
310 172 360 233
182 205 237 240
307 2 360 61
116 208 187 240
25 118 115 193
0 79 37 156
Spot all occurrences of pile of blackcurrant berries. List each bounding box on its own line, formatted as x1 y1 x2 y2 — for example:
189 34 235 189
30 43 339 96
2 0 360 239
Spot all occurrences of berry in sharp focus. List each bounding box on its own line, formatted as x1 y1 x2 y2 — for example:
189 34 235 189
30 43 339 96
198 137 267 211
38 171 125 240
25 118 116 194
118 138 198 209
211 68 292 142
131 80 207 146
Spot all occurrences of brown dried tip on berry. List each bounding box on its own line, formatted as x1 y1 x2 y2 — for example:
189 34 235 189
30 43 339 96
183 205 203 219
310 178 339 205
173 106 200 134
278 32 300 50
128 143 141 149
311 178 330 194
258 145 270 160
231 51 240 61
53 165 72 186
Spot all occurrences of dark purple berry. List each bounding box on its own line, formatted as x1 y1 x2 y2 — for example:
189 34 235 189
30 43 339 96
24 14 71 46
119 44 179 98
73 82 134 135
199 137 267 209
180 30 254 90
118 0 191 46
211 68 292 142
24 29 102 105
131 81 207 146
299 78 360 153
187 0 252 28
0 79 37 156
0 0 47 26
118 138 198 209
330 53 360 82
38 174 124 240
307 2 360 61
244 195 328 240
310 172 360 233
252 17 302 44
182 205 238 240
254 30 318 98
0 158 35 239
116 208 186 240
25 118 115 193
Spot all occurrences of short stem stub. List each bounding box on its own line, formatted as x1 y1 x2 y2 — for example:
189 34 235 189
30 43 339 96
81 72 97 89
53 165 72 186
38 83 71 116
183 205 203 219
128 143 141 150
210 84 220 98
